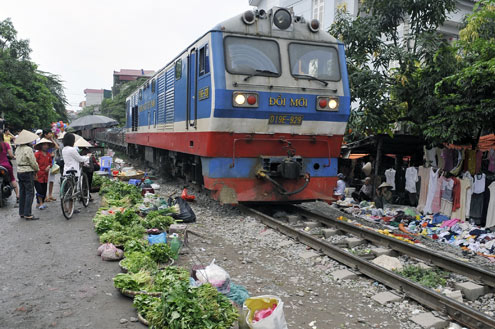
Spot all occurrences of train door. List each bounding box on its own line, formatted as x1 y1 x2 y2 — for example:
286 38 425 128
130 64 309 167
187 48 198 129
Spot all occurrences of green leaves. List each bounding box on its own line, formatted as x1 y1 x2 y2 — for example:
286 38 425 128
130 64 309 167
329 1 457 141
0 18 67 130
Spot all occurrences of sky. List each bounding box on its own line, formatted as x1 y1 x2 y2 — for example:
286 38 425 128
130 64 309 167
2 0 252 112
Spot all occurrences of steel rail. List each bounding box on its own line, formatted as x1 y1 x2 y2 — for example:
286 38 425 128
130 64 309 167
242 205 495 329
290 205 495 289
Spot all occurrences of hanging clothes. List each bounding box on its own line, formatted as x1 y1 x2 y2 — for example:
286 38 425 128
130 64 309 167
450 150 464 176
481 176 495 227
442 149 454 172
405 167 418 193
417 166 430 213
475 151 483 174
424 167 439 214
466 150 477 175
385 168 396 190
470 173 486 224
440 178 454 217
425 147 437 168
452 178 461 212
464 172 474 219
485 182 495 228
488 149 495 173
436 148 445 170
473 173 486 194
432 175 445 214
452 177 470 221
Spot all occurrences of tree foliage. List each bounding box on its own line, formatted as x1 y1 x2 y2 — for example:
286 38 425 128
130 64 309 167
427 0 495 146
329 0 457 141
0 18 68 131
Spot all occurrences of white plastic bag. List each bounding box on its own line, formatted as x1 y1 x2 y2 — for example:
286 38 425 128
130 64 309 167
99 243 124 261
196 259 231 294
244 295 288 329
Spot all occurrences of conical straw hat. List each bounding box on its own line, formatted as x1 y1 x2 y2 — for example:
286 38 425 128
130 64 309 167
34 138 55 150
74 137 92 148
15 130 39 145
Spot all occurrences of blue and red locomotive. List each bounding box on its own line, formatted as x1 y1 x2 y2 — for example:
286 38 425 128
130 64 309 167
125 7 350 203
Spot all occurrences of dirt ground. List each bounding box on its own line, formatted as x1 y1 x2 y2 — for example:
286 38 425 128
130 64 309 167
0 175 144 329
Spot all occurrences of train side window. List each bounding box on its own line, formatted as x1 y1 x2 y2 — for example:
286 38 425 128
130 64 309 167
199 44 209 76
175 59 182 80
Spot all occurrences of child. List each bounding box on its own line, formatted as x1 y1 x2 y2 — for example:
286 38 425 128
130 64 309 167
34 138 54 210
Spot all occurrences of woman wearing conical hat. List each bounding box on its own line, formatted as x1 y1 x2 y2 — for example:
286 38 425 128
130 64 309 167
14 130 40 220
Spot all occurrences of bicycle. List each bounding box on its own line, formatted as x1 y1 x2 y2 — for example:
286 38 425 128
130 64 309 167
60 169 90 219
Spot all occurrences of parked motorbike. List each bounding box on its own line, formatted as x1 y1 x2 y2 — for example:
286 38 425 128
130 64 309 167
0 165 13 207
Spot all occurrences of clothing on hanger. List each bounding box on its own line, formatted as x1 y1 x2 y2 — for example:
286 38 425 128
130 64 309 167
385 168 396 190
432 175 445 214
485 181 495 228
473 173 486 194
488 149 495 173
424 167 439 214
425 147 437 168
463 172 474 219
417 166 430 212
405 167 418 193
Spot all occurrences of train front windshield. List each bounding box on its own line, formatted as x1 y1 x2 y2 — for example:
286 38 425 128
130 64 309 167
289 43 341 81
224 36 281 76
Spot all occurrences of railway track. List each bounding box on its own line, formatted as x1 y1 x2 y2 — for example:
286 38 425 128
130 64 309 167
241 204 495 329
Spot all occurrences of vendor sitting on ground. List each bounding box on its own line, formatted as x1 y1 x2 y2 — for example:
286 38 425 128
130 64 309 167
352 177 373 202
375 183 393 209
334 173 346 200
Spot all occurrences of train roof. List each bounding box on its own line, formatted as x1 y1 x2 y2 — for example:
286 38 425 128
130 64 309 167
126 7 342 101
212 7 342 44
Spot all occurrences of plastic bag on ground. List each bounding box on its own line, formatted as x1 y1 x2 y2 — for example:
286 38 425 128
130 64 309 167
148 232 167 245
99 243 124 261
196 260 231 294
243 295 288 329
170 196 196 223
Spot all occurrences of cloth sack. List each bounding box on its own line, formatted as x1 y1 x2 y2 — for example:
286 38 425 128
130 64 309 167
98 243 124 261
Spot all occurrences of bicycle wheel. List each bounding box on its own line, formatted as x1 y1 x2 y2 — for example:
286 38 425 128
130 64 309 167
80 173 90 207
60 178 75 219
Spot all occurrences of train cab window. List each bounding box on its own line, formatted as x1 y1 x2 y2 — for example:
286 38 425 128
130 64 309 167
224 36 281 77
288 43 341 81
175 59 182 80
151 79 156 93
199 44 210 76
139 89 143 100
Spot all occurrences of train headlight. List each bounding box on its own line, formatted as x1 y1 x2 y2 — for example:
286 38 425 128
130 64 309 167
233 92 259 108
273 8 292 30
317 96 339 111
242 10 256 25
234 94 246 105
328 98 339 110
309 19 320 32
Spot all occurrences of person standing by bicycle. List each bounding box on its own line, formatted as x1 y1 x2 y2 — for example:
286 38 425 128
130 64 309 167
61 133 89 177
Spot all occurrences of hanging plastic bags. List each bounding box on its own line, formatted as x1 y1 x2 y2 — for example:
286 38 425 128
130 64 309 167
243 295 288 329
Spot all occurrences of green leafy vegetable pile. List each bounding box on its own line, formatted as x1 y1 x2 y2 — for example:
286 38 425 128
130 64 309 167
97 178 237 329
92 174 109 189
120 252 158 273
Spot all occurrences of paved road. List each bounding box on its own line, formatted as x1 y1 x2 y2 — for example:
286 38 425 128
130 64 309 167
0 174 143 329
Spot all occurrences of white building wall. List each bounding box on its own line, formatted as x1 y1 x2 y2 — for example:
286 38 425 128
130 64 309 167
85 93 104 107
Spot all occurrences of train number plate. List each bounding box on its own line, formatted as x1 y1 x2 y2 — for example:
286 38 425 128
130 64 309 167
268 114 303 125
